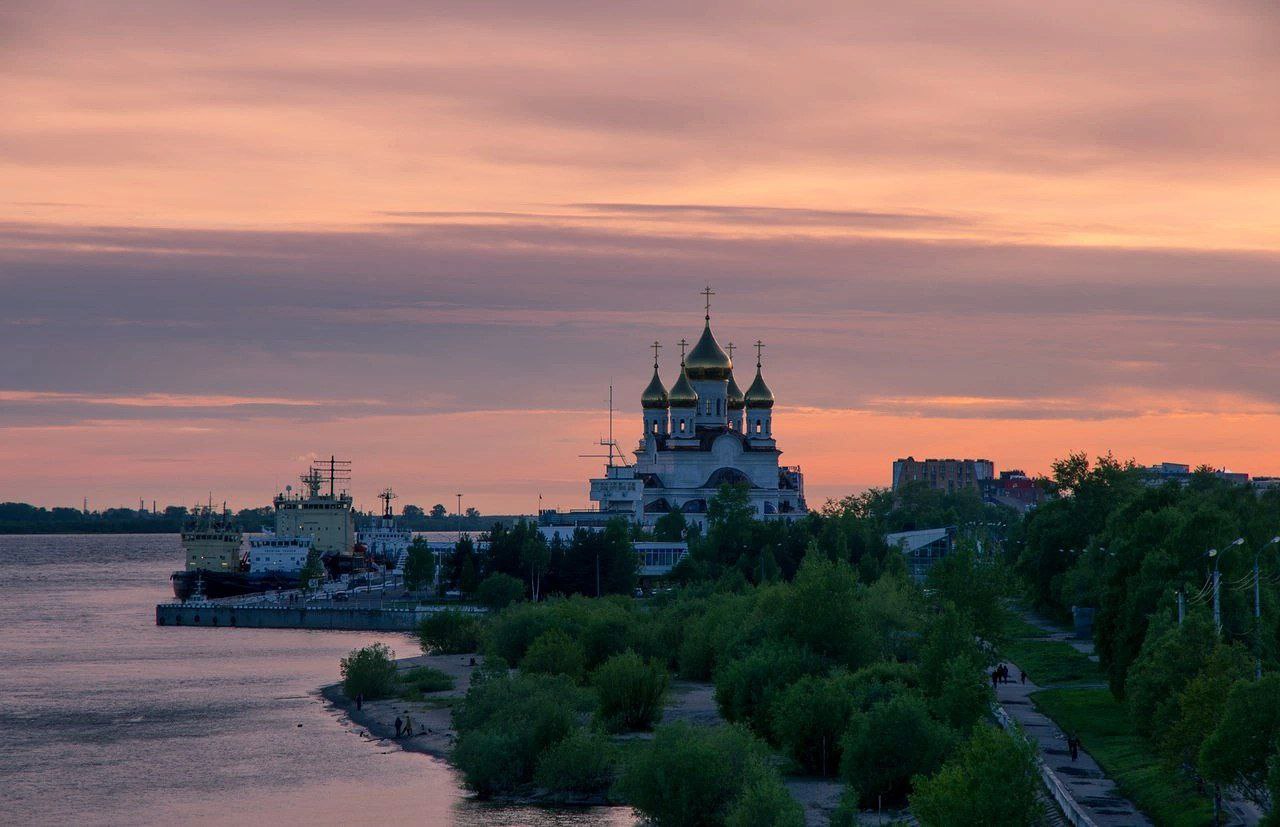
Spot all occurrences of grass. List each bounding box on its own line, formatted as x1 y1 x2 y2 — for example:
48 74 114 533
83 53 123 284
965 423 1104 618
998 611 1052 641
397 665 456 700
999 638 1102 686
1031 688 1213 827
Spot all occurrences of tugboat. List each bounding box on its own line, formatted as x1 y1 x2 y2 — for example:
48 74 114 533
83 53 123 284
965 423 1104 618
170 457 362 600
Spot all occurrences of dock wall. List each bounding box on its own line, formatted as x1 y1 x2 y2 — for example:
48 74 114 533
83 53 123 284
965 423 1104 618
155 602 424 631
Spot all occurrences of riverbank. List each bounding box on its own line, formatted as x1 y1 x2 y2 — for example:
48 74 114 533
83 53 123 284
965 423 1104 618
322 652 851 824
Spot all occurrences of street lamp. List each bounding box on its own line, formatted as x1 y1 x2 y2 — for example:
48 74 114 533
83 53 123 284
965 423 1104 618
1206 538 1245 635
1254 537 1279 679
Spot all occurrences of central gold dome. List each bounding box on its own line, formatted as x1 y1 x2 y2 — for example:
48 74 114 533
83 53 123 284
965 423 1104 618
685 322 732 380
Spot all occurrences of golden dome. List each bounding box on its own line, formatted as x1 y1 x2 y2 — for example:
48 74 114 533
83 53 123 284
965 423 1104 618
668 365 699 407
726 371 745 410
745 365 774 408
685 321 732 381
641 367 668 409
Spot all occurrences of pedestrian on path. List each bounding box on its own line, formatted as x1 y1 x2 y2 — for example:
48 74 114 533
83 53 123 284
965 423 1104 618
992 670 1000 690
355 692 363 711
404 714 413 737
394 716 403 738
1019 669 1026 685
1068 735 1079 762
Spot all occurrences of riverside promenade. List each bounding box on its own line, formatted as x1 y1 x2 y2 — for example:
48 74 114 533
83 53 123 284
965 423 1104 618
993 671 1151 826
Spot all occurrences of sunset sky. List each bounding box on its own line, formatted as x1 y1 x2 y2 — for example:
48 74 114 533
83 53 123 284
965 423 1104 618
4 1 1280 513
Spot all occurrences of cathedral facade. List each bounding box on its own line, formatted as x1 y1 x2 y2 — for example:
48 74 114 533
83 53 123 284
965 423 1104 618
588 292 806 528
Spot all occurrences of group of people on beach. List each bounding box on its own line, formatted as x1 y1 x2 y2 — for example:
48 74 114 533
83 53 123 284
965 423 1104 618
394 715 414 738
990 663 1025 688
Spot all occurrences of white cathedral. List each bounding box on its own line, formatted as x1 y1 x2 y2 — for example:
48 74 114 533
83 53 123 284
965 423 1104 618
586 290 807 528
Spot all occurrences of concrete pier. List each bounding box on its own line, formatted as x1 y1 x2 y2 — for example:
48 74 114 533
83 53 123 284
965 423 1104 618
155 601 429 630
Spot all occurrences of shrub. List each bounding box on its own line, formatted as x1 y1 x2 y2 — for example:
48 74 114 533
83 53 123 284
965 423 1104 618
521 629 587 684
340 642 399 700
533 728 617 795
771 672 858 776
928 656 992 732
1125 614 1215 737
618 723 765 827
418 610 482 654
398 665 455 697
1199 674 1280 810
909 724 1041 826
715 640 822 735
451 672 587 796
840 693 955 805
485 601 558 664
725 754 805 827
476 572 525 611
774 555 873 668
592 650 668 733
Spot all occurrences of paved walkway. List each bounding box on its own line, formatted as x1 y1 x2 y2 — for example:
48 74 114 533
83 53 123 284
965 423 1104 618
993 669 1153 826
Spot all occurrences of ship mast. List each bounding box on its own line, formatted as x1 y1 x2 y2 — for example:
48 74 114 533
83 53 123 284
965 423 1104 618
379 488 397 518
579 383 629 472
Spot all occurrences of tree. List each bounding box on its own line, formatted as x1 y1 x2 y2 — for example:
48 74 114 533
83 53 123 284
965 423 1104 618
1199 674 1280 810
465 506 481 518
592 650 668 733
533 728 617 795
909 724 1041 826
653 509 688 541
520 531 550 601
775 554 872 668
725 754 805 827
926 544 1006 640
715 641 823 736
840 693 955 805
402 504 424 518
476 572 525 611
618 723 782 827
403 537 437 591
430 503 448 519
1125 614 1217 737
418 610 482 654
340 642 399 700
701 483 756 571
298 548 324 591
1160 642 1252 772
520 629 587 684
771 672 858 776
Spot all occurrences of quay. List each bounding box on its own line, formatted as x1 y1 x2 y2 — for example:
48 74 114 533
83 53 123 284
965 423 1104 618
156 579 485 631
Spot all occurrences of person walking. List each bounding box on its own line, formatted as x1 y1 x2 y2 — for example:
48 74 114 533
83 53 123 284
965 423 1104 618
1019 669 1026 685
394 716 403 738
991 670 1000 690
1068 735 1079 762
403 714 413 738
355 692 363 711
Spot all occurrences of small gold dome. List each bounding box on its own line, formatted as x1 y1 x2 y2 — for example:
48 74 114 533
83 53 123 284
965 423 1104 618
668 365 699 407
745 365 774 409
641 367 668 409
685 322 732 381
726 371 745 410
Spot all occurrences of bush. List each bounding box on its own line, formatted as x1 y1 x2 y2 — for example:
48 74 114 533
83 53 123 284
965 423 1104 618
340 642 399 700
1199 674 1280 810
592 650 668 733
476 572 525 611
928 656 992 732
725 754 805 827
485 601 558 664
840 693 955 805
403 538 437 591
520 629 587 684
452 672 587 796
774 555 873 668
618 723 769 827
418 610 482 654
398 665 455 697
715 640 822 735
771 672 858 776
533 728 617 795
909 724 1041 826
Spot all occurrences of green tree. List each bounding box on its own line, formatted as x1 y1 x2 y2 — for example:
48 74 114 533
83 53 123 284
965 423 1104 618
1199 674 1280 810
1160 642 1252 771
417 610 482 654
771 671 858 776
298 548 324 591
653 509 688 541
774 554 872 668
725 753 805 827
533 728 617 795
926 544 1006 640
909 724 1041 826
840 693 955 805
520 629 587 684
403 537 437 591
476 572 525 611
340 642 399 700
430 503 447 519
715 640 823 735
592 650 668 733
1125 614 1217 738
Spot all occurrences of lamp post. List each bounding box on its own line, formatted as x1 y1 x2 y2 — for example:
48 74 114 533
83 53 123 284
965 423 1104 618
1207 538 1245 635
456 493 463 539
1255 536 1279 679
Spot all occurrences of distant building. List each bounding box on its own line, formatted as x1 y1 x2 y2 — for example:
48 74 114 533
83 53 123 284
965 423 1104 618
1138 462 1251 487
980 470 1043 513
892 457 994 493
885 526 956 582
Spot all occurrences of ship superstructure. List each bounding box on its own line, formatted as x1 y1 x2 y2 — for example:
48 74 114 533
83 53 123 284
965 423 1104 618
358 488 413 570
273 457 356 557
180 503 244 573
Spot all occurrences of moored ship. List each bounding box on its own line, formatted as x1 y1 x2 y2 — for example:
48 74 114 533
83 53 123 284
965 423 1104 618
170 457 364 600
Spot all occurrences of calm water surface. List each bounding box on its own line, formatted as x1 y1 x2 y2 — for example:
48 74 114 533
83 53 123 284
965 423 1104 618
0 534 635 826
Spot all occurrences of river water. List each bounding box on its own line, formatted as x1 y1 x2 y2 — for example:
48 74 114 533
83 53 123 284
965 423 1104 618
0 534 635 826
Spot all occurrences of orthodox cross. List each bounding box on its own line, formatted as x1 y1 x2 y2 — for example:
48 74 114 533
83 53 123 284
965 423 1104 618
726 342 735 361
754 339 765 367
650 340 662 368
678 338 689 363
701 285 714 320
